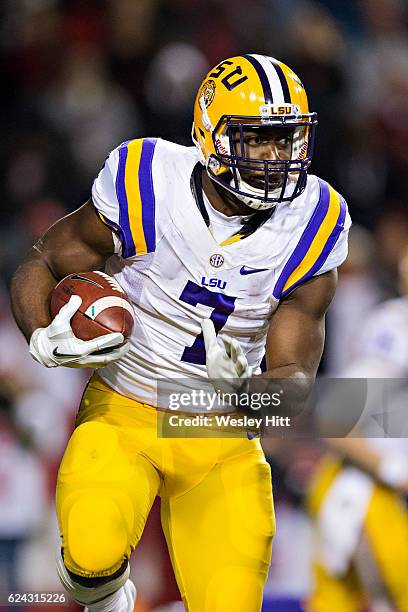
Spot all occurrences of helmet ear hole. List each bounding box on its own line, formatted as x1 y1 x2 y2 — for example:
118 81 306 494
192 123 206 141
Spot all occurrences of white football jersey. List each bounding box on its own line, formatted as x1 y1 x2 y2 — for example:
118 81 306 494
92 138 351 408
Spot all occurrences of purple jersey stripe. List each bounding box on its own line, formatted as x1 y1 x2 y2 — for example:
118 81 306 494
280 193 347 298
115 144 136 258
139 138 157 253
273 180 330 299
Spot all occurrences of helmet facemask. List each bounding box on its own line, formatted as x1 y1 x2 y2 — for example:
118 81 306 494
206 112 317 210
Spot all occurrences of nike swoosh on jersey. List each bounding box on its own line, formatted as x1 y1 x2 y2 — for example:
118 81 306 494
240 266 269 275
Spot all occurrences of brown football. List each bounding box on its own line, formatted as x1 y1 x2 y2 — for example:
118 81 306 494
50 271 134 342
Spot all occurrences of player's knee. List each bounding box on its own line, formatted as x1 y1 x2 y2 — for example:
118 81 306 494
56 549 132 608
67 559 129 587
67 494 129 573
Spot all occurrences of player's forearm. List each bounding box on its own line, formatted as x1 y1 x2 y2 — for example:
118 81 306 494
254 366 314 414
10 250 58 341
258 364 313 392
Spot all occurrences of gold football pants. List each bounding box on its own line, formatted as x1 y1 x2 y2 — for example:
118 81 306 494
56 376 275 611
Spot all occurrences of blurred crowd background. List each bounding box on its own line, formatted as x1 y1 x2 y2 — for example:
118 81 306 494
1 0 408 610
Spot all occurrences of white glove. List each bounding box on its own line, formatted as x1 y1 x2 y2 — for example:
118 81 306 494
201 319 252 393
29 295 130 369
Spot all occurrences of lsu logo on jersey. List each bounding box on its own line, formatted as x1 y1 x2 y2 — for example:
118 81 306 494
201 276 227 290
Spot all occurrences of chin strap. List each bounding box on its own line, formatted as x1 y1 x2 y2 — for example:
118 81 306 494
229 176 274 211
231 170 298 211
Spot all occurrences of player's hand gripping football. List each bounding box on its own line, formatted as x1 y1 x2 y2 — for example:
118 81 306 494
201 319 252 394
29 295 130 368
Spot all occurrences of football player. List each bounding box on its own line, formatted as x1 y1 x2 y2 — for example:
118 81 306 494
307 247 408 611
11 55 350 611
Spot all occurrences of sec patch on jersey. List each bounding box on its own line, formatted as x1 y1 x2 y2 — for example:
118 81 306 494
50 270 134 342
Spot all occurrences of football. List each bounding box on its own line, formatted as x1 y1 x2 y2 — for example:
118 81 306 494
50 271 134 342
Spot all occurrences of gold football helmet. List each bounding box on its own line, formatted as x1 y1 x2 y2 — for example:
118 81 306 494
192 54 317 210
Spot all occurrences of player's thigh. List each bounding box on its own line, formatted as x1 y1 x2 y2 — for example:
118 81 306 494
56 420 160 577
161 448 274 612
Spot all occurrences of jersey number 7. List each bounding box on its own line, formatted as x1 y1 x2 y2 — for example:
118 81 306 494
180 281 236 365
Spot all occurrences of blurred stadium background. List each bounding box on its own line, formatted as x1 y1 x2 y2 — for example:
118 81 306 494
1 0 408 610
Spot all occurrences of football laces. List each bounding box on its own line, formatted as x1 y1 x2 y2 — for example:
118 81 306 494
93 270 124 293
